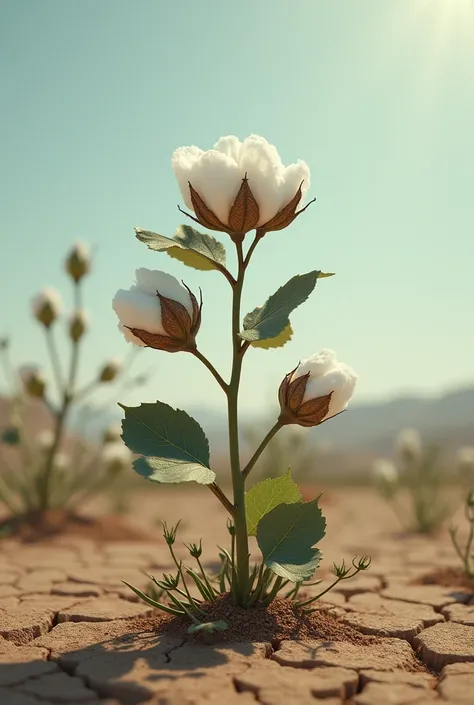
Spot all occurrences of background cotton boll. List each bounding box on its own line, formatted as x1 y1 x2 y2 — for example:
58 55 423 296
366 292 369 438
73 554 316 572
36 429 55 450
373 458 398 484
31 287 62 327
395 427 422 463
102 442 132 474
457 446 474 480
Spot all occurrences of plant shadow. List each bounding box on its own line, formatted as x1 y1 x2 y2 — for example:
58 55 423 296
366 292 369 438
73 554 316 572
0 620 270 704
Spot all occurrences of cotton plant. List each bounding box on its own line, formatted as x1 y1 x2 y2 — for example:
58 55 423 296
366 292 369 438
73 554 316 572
0 244 142 523
449 489 474 579
456 446 474 488
113 134 369 631
373 427 449 534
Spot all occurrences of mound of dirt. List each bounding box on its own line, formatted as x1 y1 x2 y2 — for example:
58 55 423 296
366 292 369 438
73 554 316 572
135 594 376 645
0 508 152 543
417 566 474 593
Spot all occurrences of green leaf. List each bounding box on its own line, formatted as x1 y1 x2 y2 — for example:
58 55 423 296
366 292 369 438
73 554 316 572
135 225 226 272
250 322 293 350
187 620 228 635
119 401 215 485
257 499 326 582
240 271 321 342
246 470 302 536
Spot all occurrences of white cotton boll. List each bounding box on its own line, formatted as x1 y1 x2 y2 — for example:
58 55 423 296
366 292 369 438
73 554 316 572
280 349 357 427
99 358 122 382
103 423 123 444
112 269 200 351
113 288 165 345
395 428 422 463
54 453 70 471
65 242 90 282
102 442 132 474
457 446 474 476
291 350 357 421
172 134 311 231
134 269 194 315
373 459 399 485
293 349 338 381
31 288 62 327
36 429 55 450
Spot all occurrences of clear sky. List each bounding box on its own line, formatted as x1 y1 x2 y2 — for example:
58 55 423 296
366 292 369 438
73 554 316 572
1 0 473 418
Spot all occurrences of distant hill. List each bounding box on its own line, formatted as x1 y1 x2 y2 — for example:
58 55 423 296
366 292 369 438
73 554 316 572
4 383 473 478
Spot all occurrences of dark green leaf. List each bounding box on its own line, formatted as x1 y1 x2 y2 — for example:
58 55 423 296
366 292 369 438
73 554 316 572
119 401 215 485
246 469 302 536
240 271 321 342
135 225 226 272
257 499 326 582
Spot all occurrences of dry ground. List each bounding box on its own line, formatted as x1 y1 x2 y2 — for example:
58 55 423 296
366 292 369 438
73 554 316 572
1 487 474 704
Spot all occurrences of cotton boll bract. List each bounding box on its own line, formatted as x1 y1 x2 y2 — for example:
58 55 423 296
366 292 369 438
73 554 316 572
278 349 357 427
112 269 201 352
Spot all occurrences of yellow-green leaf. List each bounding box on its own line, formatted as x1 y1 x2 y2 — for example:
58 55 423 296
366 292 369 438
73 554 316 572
250 323 293 350
167 245 218 271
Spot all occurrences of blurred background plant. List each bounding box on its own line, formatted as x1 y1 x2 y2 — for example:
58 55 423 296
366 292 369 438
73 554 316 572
242 421 331 486
372 427 451 534
0 243 149 532
449 489 474 579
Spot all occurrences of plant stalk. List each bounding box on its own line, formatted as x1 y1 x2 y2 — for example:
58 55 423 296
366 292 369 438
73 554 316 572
242 420 284 479
227 240 250 605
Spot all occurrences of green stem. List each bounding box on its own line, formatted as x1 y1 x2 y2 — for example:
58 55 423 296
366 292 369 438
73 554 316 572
242 420 284 479
195 556 218 598
191 349 228 393
45 326 65 396
209 482 235 516
227 240 250 605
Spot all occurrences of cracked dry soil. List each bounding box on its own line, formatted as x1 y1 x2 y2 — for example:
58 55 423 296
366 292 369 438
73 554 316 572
1 487 474 704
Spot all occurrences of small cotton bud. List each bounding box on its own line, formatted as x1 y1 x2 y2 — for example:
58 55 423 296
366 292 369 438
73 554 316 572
102 423 122 444
36 429 55 450
395 428 422 464
69 309 88 343
185 540 203 559
112 269 202 352
32 288 62 328
161 519 181 546
101 442 132 475
99 358 122 383
65 242 90 282
278 349 357 427
19 365 46 398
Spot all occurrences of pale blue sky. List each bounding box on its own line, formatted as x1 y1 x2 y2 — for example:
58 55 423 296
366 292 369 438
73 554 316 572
1 0 473 417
